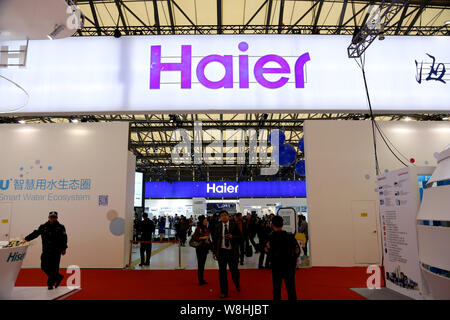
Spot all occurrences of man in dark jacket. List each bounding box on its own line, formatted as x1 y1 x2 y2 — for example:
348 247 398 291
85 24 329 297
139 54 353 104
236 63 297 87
266 215 300 301
139 212 155 266
257 220 271 268
212 210 242 299
25 211 68 290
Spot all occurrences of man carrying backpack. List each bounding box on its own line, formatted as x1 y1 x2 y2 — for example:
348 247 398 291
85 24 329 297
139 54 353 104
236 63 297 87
265 215 300 301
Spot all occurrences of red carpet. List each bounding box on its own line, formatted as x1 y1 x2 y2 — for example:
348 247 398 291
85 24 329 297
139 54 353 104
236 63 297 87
15 267 375 300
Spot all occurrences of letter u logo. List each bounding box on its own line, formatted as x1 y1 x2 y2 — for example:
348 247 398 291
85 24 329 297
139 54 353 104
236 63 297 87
0 180 9 190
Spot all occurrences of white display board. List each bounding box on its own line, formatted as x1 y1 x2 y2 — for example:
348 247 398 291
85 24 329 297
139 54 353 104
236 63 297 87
0 245 28 299
277 207 298 234
134 172 143 207
0 35 449 114
377 166 434 299
0 123 134 268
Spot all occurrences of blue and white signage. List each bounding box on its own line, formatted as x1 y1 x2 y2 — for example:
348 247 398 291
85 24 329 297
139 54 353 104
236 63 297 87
0 35 449 114
145 181 306 198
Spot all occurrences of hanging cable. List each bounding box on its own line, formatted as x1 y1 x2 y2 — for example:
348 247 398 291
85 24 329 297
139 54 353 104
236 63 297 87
0 74 29 113
355 52 412 173
358 54 380 175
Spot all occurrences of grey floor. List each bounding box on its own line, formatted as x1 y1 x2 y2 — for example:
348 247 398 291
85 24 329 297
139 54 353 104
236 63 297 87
350 287 413 300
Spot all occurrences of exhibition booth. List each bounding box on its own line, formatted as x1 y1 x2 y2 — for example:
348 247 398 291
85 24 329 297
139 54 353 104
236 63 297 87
0 33 449 299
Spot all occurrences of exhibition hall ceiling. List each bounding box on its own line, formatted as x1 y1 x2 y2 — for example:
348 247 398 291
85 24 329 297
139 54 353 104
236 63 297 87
1 113 448 181
74 0 450 36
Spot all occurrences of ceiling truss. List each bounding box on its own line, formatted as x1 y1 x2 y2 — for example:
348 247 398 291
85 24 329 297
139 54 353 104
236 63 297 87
1 113 448 181
74 0 450 36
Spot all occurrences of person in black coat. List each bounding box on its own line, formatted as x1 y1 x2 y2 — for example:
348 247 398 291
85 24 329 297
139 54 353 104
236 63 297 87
25 211 68 290
212 210 242 299
257 220 271 268
265 216 300 301
139 212 155 266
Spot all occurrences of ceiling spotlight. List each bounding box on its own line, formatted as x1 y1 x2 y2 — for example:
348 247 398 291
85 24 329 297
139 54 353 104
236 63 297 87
18 119 26 124
47 24 65 40
113 28 122 38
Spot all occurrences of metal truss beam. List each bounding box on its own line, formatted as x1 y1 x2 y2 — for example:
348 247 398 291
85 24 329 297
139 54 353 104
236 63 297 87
336 0 348 34
265 0 273 34
114 0 129 35
88 0 102 36
405 0 431 35
74 24 446 36
348 0 410 58
312 0 325 34
217 0 222 34
152 0 161 34
167 0 176 34
278 0 285 34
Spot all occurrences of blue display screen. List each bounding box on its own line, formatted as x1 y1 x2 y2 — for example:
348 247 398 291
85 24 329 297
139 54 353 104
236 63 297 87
417 175 431 203
145 181 307 198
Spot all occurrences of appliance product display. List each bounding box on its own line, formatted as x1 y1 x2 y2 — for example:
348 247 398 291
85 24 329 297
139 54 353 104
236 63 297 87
417 146 450 299
377 166 435 300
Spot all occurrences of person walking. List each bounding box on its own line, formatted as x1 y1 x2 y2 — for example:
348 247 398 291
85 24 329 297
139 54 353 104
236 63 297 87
192 215 211 285
24 211 68 290
139 212 155 267
248 213 259 253
158 217 165 241
178 216 188 246
235 213 245 265
265 216 300 301
212 210 241 299
299 215 309 256
257 220 271 268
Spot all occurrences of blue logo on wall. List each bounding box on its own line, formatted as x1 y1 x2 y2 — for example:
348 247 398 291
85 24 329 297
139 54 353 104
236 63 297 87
145 181 306 198
7 252 26 263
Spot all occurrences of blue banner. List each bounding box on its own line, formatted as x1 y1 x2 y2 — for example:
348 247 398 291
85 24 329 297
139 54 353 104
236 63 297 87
145 181 306 198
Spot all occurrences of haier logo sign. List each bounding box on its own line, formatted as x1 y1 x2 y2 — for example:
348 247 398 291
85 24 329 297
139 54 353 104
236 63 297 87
207 183 239 195
150 42 310 90
7 252 26 263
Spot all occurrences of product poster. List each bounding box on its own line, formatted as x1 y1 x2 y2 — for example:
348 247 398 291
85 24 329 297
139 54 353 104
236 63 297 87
377 168 424 300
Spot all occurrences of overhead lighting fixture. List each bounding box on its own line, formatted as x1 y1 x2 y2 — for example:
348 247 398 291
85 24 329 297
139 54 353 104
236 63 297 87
113 28 122 38
379 24 385 41
47 25 65 40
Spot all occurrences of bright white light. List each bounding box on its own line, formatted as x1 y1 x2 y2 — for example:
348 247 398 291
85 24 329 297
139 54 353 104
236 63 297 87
445 21 450 25
71 119 79 123
443 117 449 121
18 120 26 124
403 117 412 121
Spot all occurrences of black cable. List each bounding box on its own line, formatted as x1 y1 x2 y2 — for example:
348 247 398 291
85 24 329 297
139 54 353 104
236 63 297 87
359 56 380 175
373 121 409 167
373 120 412 165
